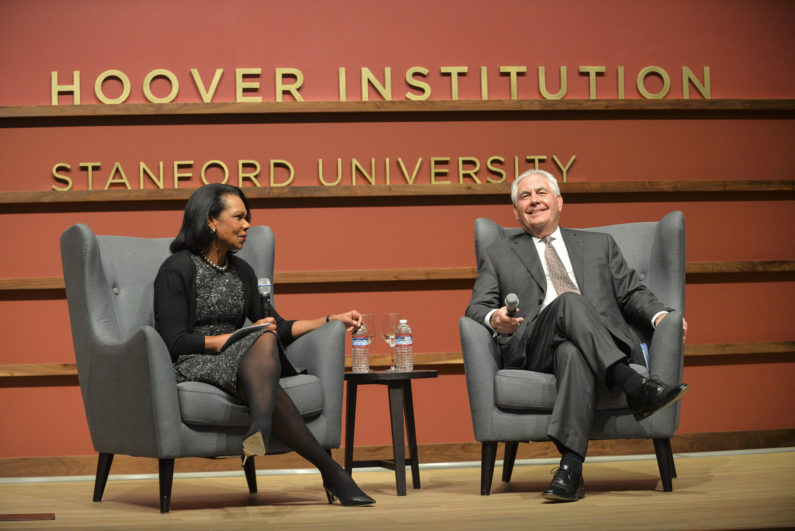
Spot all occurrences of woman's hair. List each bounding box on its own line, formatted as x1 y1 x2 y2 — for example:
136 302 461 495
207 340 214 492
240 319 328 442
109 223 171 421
170 183 252 254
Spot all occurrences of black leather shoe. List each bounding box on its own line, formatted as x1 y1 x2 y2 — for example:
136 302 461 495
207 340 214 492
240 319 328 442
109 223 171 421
541 465 585 502
323 482 376 506
628 377 689 421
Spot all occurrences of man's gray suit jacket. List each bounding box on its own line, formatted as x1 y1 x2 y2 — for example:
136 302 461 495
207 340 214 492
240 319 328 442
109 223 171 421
465 227 668 369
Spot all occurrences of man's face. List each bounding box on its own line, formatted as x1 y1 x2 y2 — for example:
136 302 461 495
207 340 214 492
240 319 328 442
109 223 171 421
513 174 563 238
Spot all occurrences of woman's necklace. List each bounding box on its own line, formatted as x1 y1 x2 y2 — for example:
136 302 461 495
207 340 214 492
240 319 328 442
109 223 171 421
201 251 228 272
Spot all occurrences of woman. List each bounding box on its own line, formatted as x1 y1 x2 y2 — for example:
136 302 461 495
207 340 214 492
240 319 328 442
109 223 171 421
154 183 375 507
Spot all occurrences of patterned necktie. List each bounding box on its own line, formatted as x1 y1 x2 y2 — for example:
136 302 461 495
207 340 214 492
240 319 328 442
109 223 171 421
542 236 580 295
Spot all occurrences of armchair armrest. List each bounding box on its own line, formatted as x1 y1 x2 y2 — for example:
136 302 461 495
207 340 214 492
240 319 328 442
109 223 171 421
84 325 182 457
284 320 345 446
460 316 502 440
648 310 685 385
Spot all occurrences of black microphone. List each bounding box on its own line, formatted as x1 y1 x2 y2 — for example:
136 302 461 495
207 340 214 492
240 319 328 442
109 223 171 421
257 277 272 318
505 293 519 317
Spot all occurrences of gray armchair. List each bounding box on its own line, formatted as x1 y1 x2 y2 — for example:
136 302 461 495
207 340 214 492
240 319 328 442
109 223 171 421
60 224 345 513
459 211 686 495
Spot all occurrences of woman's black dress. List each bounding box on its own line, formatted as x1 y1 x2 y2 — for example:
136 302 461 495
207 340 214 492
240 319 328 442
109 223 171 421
172 255 292 398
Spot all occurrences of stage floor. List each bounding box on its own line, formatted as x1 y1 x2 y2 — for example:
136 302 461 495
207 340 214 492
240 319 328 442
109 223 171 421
1 449 793 530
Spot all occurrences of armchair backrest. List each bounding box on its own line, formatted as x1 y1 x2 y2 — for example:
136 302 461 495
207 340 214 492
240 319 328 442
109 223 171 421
473 211 685 312
60 224 276 400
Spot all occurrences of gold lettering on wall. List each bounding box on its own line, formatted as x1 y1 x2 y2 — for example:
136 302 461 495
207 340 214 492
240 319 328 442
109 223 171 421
51 71 80 105
500 66 527 100
52 163 72 191
143 69 179 104
397 157 422 184
191 68 224 103
538 66 567 100
236 68 262 103
48 65 713 105
51 155 579 190
239 160 261 187
637 66 670 99
270 160 294 187
174 161 193 188
352 158 376 185
318 158 343 186
458 157 481 184
430 157 450 184
275 68 304 102
441 66 468 100
140 161 164 189
579 66 606 100
682 66 710 99
486 157 506 183
94 70 130 104
201 160 229 185
361 67 392 101
405 67 431 101
338 67 347 102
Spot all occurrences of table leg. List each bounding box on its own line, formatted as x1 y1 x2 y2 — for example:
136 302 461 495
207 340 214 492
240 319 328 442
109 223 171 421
387 382 407 496
403 380 421 489
344 380 358 475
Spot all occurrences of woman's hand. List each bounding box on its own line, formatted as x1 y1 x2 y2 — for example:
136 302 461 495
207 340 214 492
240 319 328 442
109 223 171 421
328 310 362 332
252 317 277 330
204 333 232 353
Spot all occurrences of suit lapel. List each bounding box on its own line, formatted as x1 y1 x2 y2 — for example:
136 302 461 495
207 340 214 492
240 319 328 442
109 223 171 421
509 232 546 292
561 229 586 293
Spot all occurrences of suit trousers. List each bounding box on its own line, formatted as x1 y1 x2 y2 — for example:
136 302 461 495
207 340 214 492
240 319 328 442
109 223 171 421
521 292 629 457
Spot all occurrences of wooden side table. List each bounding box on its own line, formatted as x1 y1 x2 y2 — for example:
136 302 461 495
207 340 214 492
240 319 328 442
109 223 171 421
343 370 438 496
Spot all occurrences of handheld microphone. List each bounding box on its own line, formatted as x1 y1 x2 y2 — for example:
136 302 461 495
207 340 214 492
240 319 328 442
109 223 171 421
505 293 519 317
257 277 272 318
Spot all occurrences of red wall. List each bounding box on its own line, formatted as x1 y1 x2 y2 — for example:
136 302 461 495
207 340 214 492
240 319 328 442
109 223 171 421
1 0 793 458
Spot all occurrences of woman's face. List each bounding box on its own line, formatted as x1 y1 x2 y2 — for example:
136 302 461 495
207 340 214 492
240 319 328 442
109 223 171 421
208 194 250 252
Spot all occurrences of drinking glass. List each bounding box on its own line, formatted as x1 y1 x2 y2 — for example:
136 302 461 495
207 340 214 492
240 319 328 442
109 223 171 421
381 312 400 371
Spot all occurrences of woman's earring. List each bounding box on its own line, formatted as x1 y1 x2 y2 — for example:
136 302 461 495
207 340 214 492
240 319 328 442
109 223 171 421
210 227 216 236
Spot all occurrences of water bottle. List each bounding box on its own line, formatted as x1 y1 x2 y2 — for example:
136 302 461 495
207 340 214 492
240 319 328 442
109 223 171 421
394 319 413 372
351 323 370 373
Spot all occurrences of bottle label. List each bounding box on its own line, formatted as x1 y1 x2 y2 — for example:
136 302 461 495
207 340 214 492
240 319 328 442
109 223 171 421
352 337 369 347
395 336 412 346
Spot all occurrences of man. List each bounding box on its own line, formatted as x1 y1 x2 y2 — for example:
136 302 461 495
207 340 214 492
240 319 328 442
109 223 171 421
465 169 688 502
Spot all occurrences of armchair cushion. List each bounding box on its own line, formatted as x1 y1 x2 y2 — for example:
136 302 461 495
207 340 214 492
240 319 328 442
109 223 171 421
177 374 325 427
493 364 648 412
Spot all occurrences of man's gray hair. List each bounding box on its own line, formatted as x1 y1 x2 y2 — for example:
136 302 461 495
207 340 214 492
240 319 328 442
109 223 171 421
510 169 560 206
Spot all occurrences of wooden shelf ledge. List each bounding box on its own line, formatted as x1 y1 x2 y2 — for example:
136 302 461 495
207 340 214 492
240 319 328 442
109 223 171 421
1 341 792 385
1 180 793 208
1 261 792 295
1 99 794 120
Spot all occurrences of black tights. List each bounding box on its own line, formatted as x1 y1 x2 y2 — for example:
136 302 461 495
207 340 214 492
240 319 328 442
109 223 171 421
236 332 363 496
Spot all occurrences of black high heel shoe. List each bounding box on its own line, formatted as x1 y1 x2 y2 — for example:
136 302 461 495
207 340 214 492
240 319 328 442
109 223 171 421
323 482 376 506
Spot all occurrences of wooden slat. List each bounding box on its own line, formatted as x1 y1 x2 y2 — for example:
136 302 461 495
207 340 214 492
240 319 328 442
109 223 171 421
687 260 795 274
1 341 792 382
0 363 78 377
1 180 793 207
684 341 795 357
1 260 792 293
1 98 794 119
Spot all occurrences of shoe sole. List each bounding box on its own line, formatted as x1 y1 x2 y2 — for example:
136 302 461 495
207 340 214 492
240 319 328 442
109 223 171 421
541 490 586 502
633 384 689 421
242 432 267 460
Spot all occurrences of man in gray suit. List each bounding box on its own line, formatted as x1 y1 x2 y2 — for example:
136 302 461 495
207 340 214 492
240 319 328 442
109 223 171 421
466 169 689 502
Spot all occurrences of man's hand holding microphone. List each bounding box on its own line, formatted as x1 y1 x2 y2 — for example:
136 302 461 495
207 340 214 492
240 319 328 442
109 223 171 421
489 293 524 335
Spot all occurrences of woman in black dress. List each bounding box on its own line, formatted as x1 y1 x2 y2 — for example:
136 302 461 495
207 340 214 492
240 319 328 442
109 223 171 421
154 183 374 506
